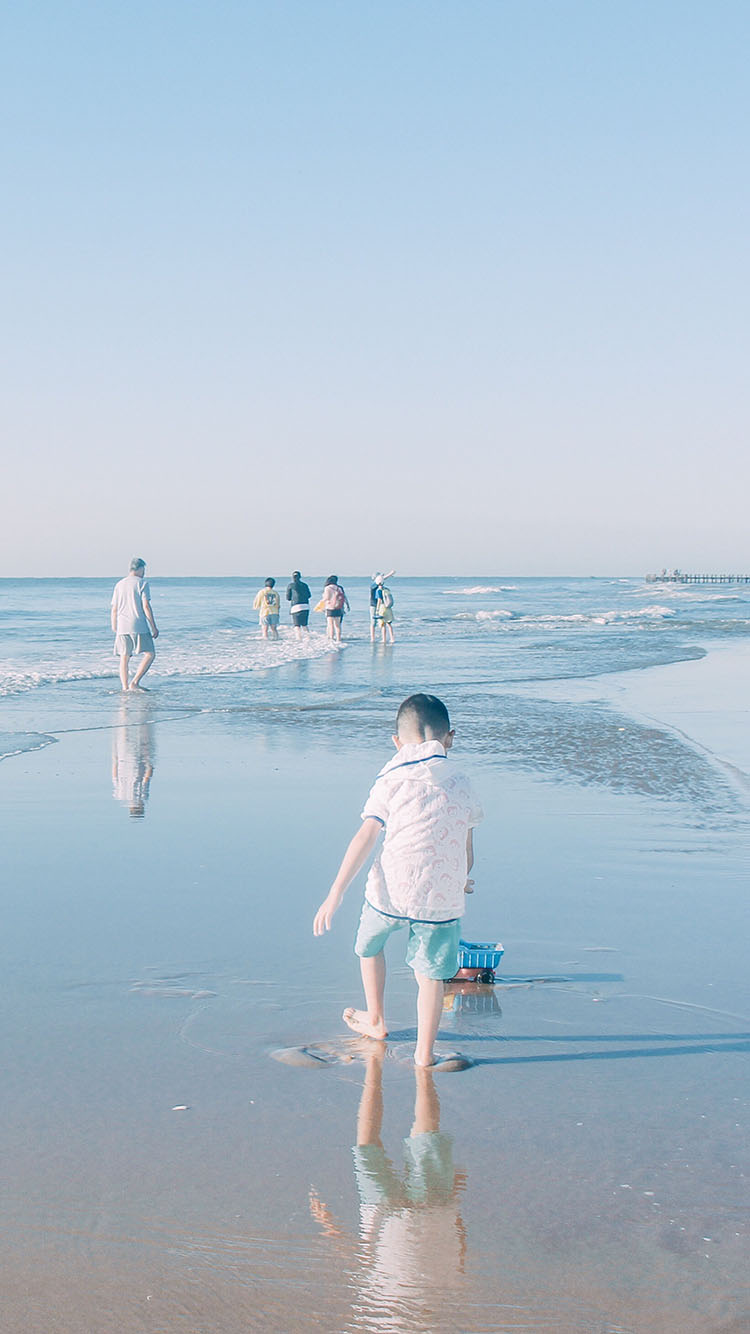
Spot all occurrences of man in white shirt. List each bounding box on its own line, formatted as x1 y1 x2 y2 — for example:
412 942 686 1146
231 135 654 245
110 557 159 690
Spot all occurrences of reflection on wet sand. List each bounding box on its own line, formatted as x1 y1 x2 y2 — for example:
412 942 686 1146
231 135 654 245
310 1045 467 1331
443 979 502 1021
111 696 156 818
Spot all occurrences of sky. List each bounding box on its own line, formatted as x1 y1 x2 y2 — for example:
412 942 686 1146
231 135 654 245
2 0 748 576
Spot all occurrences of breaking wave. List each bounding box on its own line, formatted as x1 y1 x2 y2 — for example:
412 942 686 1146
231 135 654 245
445 585 518 595
0 630 339 698
454 609 516 622
447 606 677 629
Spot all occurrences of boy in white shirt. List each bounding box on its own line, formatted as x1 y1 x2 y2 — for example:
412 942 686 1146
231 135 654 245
313 694 482 1069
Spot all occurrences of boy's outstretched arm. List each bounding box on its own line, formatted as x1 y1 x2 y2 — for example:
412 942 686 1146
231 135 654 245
313 819 382 935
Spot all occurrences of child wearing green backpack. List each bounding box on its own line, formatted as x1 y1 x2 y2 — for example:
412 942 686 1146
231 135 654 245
373 576 395 644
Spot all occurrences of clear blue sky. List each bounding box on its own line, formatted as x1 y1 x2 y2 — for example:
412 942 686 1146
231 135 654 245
2 1 748 575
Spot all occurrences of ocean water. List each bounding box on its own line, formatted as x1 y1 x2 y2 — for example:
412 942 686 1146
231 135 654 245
2 574 748 812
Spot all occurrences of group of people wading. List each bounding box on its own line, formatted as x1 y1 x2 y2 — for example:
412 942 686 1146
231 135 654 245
252 570 396 645
110 560 397 690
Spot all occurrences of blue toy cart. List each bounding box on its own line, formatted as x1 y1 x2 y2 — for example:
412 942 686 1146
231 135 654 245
447 939 504 984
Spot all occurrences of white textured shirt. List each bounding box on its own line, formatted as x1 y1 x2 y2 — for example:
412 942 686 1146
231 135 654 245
361 740 483 922
111 574 152 635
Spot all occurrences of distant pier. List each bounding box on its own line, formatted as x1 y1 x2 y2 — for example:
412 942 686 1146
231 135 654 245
645 572 750 584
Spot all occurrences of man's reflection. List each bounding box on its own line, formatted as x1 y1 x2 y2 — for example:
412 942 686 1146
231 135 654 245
112 696 156 818
310 1045 467 1326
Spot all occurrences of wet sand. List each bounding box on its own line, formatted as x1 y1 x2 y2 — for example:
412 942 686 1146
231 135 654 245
519 639 750 792
0 650 748 1332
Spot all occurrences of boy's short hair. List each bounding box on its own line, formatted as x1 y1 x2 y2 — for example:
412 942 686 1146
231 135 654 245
396 693 451 740
130 557 146 572
265 577 275 587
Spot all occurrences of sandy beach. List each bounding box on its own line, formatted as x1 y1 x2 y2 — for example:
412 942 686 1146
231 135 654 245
1 639 748 1333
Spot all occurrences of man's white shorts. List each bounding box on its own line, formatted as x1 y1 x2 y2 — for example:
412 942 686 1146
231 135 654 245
114 633 154 656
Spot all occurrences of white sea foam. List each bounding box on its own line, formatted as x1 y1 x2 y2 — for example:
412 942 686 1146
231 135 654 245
454 609 514 622
0 663 115 697
533 613 589 625
154 629 339 677
446 585 518 595
0 731 59 761
523 606 677 629
449 605 680 629
0 630 339 698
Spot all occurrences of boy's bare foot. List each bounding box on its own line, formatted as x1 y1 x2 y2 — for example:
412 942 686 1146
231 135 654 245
342 1008 388 1040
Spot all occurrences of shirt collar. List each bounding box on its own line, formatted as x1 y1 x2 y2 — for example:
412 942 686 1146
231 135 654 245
378 739 447 777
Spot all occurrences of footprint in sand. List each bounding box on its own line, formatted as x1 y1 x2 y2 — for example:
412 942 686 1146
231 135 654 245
422 1052 473 1072
270 1041 358 1067
270 1042 473 1072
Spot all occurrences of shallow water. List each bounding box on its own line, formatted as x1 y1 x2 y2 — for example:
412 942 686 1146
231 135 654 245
0 577 748 1330
2 574 748 705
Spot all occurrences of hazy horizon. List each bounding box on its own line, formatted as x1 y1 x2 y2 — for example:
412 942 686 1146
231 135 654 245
1 568 742 583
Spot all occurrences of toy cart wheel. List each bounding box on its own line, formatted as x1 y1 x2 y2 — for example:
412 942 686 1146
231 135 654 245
479 969 494 984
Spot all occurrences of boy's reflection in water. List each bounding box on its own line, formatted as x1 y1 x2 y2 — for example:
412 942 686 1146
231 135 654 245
310 1045 467 1327
111 696 156 818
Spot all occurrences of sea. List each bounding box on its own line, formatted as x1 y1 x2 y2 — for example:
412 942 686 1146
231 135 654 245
2 574 748 810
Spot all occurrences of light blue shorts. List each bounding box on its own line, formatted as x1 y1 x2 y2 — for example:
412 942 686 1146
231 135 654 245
353 1132 455 1209
355 902 461 981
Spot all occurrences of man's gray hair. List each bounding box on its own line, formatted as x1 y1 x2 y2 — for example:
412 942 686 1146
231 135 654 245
130 557 146 572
